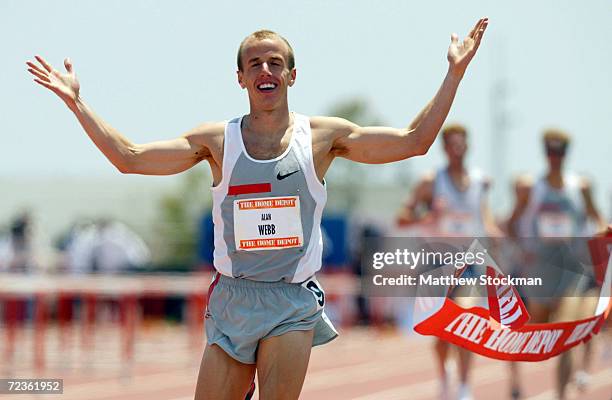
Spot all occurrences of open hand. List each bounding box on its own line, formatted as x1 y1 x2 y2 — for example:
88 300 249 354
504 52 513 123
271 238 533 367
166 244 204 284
27 55 80 105
447 17 488 78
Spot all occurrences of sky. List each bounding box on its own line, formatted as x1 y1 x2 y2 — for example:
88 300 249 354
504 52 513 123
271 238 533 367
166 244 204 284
2 0 611 217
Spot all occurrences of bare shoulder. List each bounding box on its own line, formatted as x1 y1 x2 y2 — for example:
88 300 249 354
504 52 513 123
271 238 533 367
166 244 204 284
514 173 534 190
309 116 359 159
577 175 592 192
183 121 225 155
421 170 436 183
184 121 225 144
512 173 533 205
309 116 356 140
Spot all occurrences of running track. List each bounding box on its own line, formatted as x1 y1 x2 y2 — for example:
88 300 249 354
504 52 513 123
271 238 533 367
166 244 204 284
2 324 610 399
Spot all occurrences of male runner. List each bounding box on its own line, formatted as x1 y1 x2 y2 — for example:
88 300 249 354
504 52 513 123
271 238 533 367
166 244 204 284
27 18 489 400
507 129 606 399
397 124 500 400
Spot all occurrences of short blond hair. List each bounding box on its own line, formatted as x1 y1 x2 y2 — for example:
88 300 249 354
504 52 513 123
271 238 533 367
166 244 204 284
237 30 295 71
542 128 571 146
441 123 467 144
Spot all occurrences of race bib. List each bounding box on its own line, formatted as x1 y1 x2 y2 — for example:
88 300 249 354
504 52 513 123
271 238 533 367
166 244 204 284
439 212 478 235
301 276 325 311
233 196 303 251
537 212 573 238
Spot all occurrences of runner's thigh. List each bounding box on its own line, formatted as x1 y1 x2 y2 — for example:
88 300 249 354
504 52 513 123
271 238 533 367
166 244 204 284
257 329 314 400
194 343 256 400
528 302 553 323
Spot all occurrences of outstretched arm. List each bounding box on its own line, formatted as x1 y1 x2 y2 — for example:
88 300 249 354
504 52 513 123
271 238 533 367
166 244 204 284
26 56 221 175
327 18 489 164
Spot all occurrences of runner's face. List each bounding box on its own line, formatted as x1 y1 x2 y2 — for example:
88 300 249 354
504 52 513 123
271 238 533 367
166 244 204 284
444 133 467 162
237 37 296 111
546 153 565 171
545 142 566 171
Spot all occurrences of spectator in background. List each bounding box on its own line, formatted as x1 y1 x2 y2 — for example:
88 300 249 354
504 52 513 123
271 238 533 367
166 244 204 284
350 224 381 326
0 212 38 325
91 218 151 274
56 218 97 275
0 230 11 272
0 212 37 273
59 218 151 275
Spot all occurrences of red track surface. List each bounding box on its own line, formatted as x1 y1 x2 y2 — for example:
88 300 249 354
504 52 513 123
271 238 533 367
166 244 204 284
2 323 610 400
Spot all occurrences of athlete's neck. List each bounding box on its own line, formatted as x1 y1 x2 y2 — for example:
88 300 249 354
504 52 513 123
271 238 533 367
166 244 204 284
447 159 466 175
546 169 564 189
446 162 468 191
246 105 291 135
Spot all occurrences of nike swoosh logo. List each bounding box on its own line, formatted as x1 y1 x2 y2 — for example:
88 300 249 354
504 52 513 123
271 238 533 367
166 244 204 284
277 170 299 180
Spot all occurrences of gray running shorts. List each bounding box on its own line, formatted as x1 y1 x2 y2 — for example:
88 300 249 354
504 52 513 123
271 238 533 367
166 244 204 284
205 273 338 364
